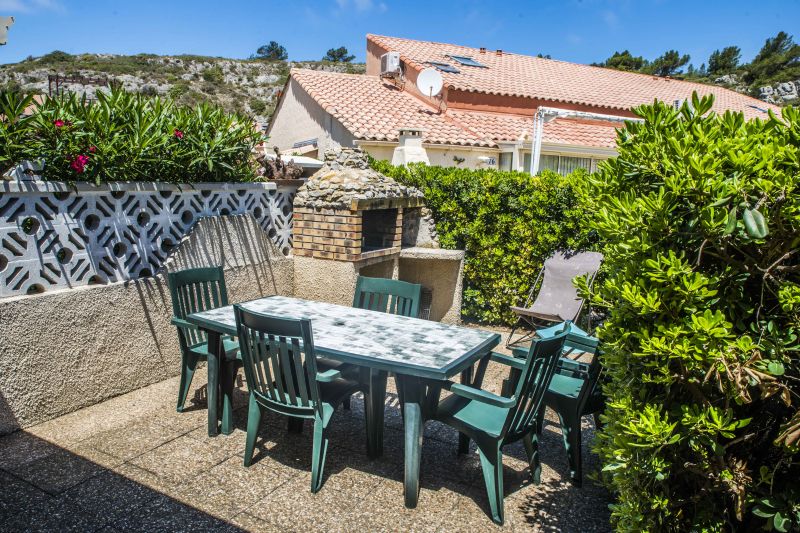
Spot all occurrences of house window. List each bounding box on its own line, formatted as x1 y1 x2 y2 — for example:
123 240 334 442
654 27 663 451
560 156 592 174
539 154 560 173
447 55 488 68
427 61 460 73
524 153 603 175
523 153 532 172
499 152 513 171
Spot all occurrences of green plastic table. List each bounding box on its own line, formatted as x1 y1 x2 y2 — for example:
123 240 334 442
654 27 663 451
187 295 500 508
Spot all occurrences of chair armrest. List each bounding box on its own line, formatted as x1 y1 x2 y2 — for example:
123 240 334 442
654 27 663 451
316 369 342 383
447 382 516 408
171 317 198 331
557 358 590 373
489 351 525 370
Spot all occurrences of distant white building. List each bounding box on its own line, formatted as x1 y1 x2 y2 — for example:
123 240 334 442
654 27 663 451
267 34 779 173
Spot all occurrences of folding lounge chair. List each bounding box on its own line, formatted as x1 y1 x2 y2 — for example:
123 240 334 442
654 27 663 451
507 250 603 347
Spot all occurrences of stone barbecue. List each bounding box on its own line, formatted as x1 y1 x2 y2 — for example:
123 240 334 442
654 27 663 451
293 148 426 262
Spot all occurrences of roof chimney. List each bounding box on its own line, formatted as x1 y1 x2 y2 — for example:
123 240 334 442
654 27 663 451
479 47 486 54
392 128 429 166
496 49 503 56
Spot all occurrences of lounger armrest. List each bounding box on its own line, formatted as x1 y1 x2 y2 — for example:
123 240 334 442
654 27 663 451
447 382 516 408
171 317 198 331
316 369 342 383
489 351 525 370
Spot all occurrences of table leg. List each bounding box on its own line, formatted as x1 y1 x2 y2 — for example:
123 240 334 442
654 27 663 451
220 359 235 435
206 330 221 437
471 353 491 390
366 369 387 459
399 375 425 508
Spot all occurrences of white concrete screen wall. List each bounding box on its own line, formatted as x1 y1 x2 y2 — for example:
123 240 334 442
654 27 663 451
0 179 298 298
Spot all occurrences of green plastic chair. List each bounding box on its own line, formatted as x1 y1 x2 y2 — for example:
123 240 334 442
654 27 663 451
351 275 422 415
512 322 602 486
331 276 423 395
167 266 241 413
434 333 567 525
352 276 422 317
234 304 362 493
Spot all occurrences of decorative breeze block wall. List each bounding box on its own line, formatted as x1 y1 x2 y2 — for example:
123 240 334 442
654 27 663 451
0 180 301 298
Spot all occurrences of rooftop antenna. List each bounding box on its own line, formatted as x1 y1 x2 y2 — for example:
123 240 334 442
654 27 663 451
416 67 443 100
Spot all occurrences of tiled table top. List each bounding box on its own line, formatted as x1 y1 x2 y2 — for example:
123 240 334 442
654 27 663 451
188 296 501 380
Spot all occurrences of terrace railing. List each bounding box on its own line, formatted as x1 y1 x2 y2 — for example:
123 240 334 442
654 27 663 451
0 178 300 298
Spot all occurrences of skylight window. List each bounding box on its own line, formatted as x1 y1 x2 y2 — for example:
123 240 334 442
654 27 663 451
427 61 460 74
448 55 487 68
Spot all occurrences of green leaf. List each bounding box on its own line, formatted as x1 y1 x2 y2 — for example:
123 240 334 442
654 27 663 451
768 361 785 376
773 512 790 532
743 208 768 238
752 506 774 518
724 207 737 234
710 196 731 207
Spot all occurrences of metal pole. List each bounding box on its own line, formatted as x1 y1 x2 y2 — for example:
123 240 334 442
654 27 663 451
530 109 544 175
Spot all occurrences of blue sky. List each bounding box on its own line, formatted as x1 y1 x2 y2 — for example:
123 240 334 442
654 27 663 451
0 0 797 68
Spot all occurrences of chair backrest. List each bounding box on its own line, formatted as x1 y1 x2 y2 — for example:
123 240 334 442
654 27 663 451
168 266 229 347
234 305 322 418
505 332 567 438
533 321 602 411
560 332 602 409
352 276 422 318
528 250 604 322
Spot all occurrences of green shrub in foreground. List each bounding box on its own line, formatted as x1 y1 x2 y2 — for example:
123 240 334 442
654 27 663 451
583 94 800 531
371 160 593 324
1 88 260 183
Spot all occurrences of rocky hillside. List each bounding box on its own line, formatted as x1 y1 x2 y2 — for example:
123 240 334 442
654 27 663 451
710 73 799 106
755 80 799 105
0 51 366 125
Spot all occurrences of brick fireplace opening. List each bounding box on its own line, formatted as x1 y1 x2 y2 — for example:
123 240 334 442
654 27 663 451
361 208 400 253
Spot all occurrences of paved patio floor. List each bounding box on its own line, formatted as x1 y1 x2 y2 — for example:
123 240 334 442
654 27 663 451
0 350 611 532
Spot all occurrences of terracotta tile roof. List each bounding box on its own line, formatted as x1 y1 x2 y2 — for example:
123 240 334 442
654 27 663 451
447 111 619 149
367 34 780 121
290 68 493 147
291 68 621 150
541 118 619 149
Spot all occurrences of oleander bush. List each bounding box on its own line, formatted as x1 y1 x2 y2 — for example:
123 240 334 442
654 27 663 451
0 91 34 176
1 88 261 183
581 94 800 531
371 159 594 324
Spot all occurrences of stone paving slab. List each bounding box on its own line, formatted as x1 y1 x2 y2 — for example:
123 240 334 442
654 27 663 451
0 331 612 532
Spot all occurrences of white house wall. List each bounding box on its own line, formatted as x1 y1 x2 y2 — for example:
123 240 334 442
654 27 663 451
360 143 501 170
267 78 356 157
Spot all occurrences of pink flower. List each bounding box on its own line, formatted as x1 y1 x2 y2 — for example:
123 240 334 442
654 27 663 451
54 119 65 128
70 154 89 174
173 129 184 139
88 146 97 153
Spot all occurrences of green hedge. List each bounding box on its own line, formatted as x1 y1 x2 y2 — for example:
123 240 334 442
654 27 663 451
371 159 594 324
0 88 260 183
584 94 800 531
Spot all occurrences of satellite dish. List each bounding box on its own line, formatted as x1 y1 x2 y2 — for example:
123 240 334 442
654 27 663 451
416 68 443 98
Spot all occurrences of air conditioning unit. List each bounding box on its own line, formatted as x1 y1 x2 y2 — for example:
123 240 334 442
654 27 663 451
380 52 401 78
